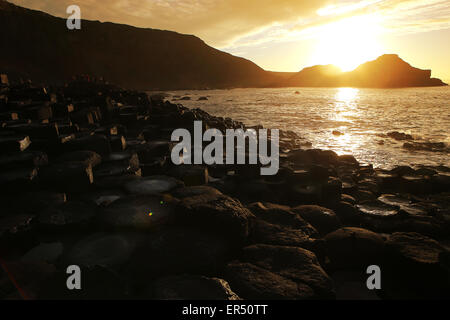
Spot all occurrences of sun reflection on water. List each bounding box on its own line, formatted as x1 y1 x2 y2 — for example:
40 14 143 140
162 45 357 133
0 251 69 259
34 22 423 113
336 87 359 103
169 87 450 169
331 88 361 155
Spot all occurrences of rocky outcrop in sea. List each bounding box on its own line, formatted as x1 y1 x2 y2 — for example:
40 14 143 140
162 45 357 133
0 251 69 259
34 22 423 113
0 75 449 300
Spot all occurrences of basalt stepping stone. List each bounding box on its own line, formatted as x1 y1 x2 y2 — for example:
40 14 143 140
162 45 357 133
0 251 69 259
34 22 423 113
1 119 31 129
415 167 437 176
94 152 140 177
288 165 331 183
142 126 162 141
172 186 223 199
0 191 66 215
58 133 75 144
379 174 433 195
150 275 241 300
390 165 416 176
82 189 125 207
27 138 63 156
39 161 94 192
225 262 306 300
387 131 414 141
140 157 167 176
126 140 146 151
20 103 53 120
56 124 78 136
65 233 141 268
119 112 138 126
378 194 428 216
177 193 255 247
432 173 450 193
56 151 102 168
124 226 231 285
378 194 412 207
289 177 343 205
386 232 446 265
0 111 19 121
249 202 318 235
94 173 142 189
94 125 122 137
225 244 335 300
331 270 380 300
103 151 139 165
357 178 380 194
0 151 48 169
124 175 182 195
350 189 377 202
100 195 176 229
341 194 356 204
357 200 399 218
249 218 320 254
6 123 59 140
94 162 140 178
324 227 386 269
402 175 433 194
383 232 450 299
0 135 31 152
338 154 359 166
0 167 38 191
287 149 340 167
398 203 428 216
69 109 97 126
292 205 341 235
109 135 127 152
38 201 97 231
0 214 35 238
234 163 262 179
21 242 64 264
52 103 74 118
361 213 442 238
168 165 209 186
137 140 173 160
63 134 111 156
333 201 365 224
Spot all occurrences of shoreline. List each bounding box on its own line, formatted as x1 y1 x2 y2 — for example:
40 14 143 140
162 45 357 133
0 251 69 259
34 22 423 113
0 77 449 299
164 87 450 170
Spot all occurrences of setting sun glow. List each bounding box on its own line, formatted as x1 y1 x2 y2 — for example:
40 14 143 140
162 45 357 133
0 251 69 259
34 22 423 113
310 15 384 72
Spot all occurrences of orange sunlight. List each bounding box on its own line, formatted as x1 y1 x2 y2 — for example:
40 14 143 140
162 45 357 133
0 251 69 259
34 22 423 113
309 15 385 71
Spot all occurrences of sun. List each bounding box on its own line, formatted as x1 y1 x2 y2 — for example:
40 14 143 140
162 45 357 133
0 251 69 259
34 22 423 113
310 15 384 72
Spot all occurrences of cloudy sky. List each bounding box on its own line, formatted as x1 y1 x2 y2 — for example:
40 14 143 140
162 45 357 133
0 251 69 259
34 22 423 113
11 0 450 80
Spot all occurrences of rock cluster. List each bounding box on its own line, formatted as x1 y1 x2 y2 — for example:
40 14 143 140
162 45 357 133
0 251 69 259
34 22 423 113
0 76 449 300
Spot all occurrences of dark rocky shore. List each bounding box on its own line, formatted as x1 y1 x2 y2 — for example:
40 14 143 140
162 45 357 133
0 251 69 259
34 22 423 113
0 75 449 300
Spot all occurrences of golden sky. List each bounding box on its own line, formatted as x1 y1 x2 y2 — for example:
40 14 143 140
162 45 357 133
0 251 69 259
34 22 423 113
11 0 450 81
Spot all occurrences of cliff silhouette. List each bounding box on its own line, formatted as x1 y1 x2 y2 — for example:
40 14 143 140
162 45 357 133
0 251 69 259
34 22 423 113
0 0 447 89
0 0 288 90
284 54 447 88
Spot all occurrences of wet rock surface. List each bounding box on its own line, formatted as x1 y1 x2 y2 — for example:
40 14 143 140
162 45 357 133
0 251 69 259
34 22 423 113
324 227 386 269
292 205 341 235
383 232 450 299
225 244 335 299
0 77 449 300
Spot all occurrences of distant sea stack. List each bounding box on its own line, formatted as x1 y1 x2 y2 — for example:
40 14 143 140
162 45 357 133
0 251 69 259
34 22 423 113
285 54 448 88
0 0 447 89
